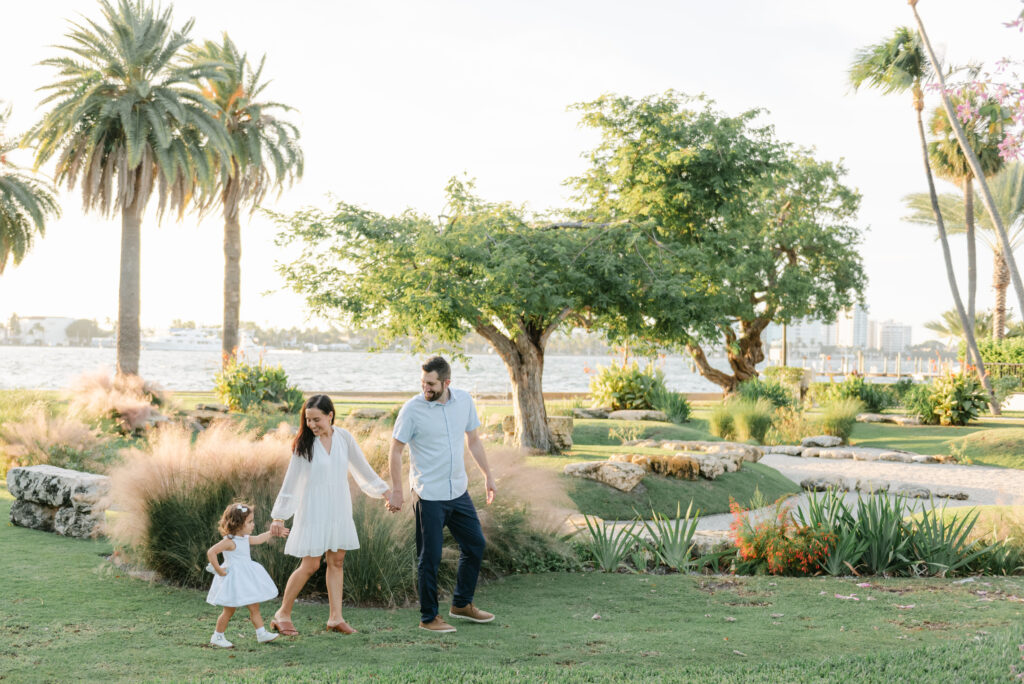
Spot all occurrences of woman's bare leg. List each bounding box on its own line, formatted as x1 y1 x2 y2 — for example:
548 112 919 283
325 549 347 625
275 556 321 621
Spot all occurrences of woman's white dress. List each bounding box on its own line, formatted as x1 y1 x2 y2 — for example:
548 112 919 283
271 426 389 558
206 535 278 607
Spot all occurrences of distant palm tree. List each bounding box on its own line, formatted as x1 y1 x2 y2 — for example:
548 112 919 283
850 26 998 412
925 308 996 348
927 95 1008 331
0 105 59 274
188 35 303 363
910 0 1024 336
904 163 1024 339
26 0 230 376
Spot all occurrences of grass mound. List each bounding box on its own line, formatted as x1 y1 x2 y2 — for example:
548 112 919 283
954 427 1024 469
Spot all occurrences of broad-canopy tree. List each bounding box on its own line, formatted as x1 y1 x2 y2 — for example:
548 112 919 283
569 92 867 392
188 34 303 364
274 179 643 452
0 105 59 274
26 0 230 376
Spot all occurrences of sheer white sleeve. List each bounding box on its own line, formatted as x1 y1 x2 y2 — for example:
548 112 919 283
271 452 310 520
343 429 389 498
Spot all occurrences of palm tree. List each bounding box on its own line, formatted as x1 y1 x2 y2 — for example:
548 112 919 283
910 0 1024 335
850 26 999 413
904 163 1024 339
26 0 230 376
188 34 303 363
927 94 1008 331
1 105 59 274
924 308 996 349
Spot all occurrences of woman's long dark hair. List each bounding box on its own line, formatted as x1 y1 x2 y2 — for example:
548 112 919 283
292 394 335 461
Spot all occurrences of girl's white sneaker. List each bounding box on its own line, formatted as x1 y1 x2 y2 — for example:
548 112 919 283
209 633 234 648
257 630 279 643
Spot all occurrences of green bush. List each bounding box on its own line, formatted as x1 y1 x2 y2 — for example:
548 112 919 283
730 398 775 444
213 356 305 413
650 385 691 424
737 378 793 409
708 403 736 440
818 398 864 443
589 361 666 410
905 374 989 426
974 337 1024 364
815 375 891 413
889 378 916 406
993 375 1021 408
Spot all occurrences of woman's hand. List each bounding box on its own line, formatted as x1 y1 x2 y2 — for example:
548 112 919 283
270 520 289 538
387 490 404 512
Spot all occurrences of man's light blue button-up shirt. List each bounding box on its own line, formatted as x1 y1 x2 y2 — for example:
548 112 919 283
392 387 481 502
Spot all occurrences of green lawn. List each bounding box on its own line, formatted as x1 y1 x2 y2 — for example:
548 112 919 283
3 490 1024 683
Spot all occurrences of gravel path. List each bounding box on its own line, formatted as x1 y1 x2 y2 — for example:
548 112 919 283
690 453 1024 532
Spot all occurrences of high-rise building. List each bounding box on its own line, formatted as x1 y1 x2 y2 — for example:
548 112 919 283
879 320 912 354
834 305 869 348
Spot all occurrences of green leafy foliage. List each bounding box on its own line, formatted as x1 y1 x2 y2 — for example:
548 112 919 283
708 403 736 440
213 355 304 413
815 375 892 412
578 516 638 572
641 502 700 571
737 378 793 409
589 361 666 410
650 385 691 424
905 374 989 426
818 398 865 443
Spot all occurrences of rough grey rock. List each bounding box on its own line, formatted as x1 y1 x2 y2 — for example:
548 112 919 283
350 407 388 420
764 445 804 457
801 447 821 458
54 506 105 538
891 415 922 426
817 449 854 460
911 454 939 464
800 476 848 492
856 413 889 423
573 408 609 419
661 440 762 463
8 465 107 507
879 451 915 463
607 409 669 422
894 485 931 499
934 490 970 501
188 409 228 428
563 461 646 492
9 499 58 531
855 479 890 493
801 435 844 448
690 454 727 480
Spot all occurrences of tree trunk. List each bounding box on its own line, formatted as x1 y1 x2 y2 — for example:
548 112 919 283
688 343 739 393
222 175 242 364
687 318 768 394
993 248 1009 340
911 5 1024 333
964 177 976 332
116 181 143 377
913 103 1001 414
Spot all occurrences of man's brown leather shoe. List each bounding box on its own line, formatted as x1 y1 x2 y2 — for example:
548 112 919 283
419 616 457 633
449 603 495 623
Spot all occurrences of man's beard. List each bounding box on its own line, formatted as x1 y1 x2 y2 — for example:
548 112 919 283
424 388 441 401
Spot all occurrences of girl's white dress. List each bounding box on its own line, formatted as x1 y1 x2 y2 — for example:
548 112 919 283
271 426 389 558
206 535 278 607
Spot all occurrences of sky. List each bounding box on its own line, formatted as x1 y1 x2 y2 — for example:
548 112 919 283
1 0 1022 342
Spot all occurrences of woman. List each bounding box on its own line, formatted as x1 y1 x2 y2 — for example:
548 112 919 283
269 394 391 635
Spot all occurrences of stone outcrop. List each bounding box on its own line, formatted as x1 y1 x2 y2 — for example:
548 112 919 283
764 445 804 457
607 409 668 422
798 476 968 501
563 460 646 492
856 413 922 426
502 415 573 450
7 465 109 538
573 408 610 419
609 453 699 480
801 435 843 448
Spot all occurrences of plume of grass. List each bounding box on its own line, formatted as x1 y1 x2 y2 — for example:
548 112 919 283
67 370 169 433
0 402 106 476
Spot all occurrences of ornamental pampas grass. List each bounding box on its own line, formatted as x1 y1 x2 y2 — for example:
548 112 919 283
67 370 168 433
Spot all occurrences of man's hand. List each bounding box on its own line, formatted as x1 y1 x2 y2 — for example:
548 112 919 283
485 475 496 505
270 520 290 538
388 490 404 512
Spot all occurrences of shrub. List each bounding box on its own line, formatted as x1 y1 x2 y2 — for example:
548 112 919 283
992 375 1021 409
889 378 916 406
729 498 835 576
906 374 989 426
589 361 666 410
815 374 891 413
213 355 304 413
0 403 107 476
818 398 864 444
737 378 793 409
68 370 167 433
764 407 814 446
708 403 735 440
730 398 775 444
650 385 691 424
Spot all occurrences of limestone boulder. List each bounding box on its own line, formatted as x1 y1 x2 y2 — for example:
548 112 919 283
934 490 969 501
563 461 646 492
607 409 668 422
690 454 726 480
911 454 939 464
879 451 914 463
801 447 821 458
855 413 921 426
9 499 58 531
800 476 849 492
817 449 854 460
54 506 105 538
662 440 762 463
801 435 844 448
7 465 108 507
188 409 228 428
764 445 804 457
855 479 890 493
895 485 931 499
350 407 388 420
573 408 609 419
195 403 229 413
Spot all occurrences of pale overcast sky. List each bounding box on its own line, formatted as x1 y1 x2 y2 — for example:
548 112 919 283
1 0 1021 341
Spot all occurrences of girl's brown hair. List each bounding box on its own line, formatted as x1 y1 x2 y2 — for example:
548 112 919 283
217 502 254 536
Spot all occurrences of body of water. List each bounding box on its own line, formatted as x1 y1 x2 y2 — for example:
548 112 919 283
0 346 727 394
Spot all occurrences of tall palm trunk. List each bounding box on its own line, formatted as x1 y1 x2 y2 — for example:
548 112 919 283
993 249 1009 340
222 170 241 364
117 183 144 377
964 176 976 331
913 91 1000 413
911 2 1024 332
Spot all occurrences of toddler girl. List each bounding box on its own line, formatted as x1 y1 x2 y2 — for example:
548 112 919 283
206 502 281 648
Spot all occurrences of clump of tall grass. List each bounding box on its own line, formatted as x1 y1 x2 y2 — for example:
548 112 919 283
730 398 775 443
708 403 735 440
68 370 168 433
0 402 106 476
818 398 865 444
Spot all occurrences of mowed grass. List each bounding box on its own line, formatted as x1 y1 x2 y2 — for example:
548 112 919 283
3 490 1024 683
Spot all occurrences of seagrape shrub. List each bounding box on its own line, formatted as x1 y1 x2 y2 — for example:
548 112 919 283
904 373 989 426
736 378 793 409
815 374 891 413
589 361 666 410
214 355 304 413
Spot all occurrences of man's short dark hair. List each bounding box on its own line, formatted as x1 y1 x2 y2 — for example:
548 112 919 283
422 355 451 382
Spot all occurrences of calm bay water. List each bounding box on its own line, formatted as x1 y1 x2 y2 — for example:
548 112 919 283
0 346 725 394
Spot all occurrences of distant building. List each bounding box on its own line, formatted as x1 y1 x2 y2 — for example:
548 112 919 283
16 316 76 346
879 320 912 354
834 305 868 349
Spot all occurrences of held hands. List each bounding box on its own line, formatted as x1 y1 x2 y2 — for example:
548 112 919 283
485 475 497 505
270 520 290 538
386 489 404 513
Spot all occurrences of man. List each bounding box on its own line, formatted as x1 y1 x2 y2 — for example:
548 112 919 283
388 355 497 633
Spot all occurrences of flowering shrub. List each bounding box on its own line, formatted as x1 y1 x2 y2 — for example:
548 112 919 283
730 498 835 576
